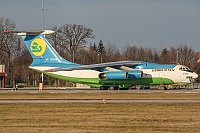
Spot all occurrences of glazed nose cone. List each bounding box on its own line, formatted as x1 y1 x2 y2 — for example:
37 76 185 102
193 72 198 79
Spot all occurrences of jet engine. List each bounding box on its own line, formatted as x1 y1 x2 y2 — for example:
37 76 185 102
99 71 128 79
128 70 143 78
99 70 143 80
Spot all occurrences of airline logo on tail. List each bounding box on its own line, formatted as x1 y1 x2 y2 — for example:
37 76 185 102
30 38 46 56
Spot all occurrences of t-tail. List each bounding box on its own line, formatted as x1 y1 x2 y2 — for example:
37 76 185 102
6 30 78 69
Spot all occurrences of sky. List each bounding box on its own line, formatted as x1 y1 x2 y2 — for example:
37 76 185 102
1 0 200 51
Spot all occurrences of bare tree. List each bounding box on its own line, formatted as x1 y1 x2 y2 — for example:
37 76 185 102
123 45 138 60
169 47 177 64
105 42 121 62
58 24 95 62
0 17 17 86
0 18 17 64
177 44 195 67
153 50 160 63
46 26 63 52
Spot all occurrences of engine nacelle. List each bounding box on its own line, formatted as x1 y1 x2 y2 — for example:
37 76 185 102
99 71 128 79
128 70 143 78
99 70 143 80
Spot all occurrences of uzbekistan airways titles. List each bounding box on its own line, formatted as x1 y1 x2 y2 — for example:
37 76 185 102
152 68 175 72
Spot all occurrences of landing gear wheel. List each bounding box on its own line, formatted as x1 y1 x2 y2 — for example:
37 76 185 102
163 86 168 90
119 88 129 90
100 86 109 90
114 86 119 90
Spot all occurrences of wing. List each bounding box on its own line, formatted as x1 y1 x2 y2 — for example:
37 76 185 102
46 61 142 72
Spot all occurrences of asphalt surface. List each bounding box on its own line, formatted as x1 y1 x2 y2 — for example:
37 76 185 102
1 87 200 93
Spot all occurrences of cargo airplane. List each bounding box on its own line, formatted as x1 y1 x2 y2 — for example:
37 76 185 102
4 30 198 90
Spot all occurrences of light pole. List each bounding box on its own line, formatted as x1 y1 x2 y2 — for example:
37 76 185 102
42 0 44 30
41 0 44 90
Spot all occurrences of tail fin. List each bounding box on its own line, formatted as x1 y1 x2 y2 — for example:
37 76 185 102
15 30 74 67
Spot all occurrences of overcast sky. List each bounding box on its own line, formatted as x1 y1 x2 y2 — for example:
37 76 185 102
1 0 200 51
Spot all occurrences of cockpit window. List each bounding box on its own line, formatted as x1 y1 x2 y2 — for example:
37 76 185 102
179 67 193 73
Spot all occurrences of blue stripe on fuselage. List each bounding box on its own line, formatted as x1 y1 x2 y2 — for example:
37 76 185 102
135 62 176 69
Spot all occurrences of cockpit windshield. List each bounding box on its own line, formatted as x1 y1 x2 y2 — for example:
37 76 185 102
179 67 193 73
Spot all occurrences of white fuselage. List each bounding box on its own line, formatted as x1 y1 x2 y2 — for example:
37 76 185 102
30 64 198 86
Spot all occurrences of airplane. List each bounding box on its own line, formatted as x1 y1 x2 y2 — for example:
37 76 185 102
4 30 199 90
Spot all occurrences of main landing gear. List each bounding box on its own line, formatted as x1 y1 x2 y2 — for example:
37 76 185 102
100 86 109 90
100 86 129 90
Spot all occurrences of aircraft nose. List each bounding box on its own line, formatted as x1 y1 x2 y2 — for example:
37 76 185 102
193 72 198 79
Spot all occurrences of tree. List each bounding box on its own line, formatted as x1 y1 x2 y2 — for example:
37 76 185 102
152 49 160 63
169 47 178 64
123 45 136 60
0 18 17 64
46 26 62 52
137 47 146 61
177 44 195 67
0 17 17 86
105 42 120 62
145 48 154 62
97 40 106 63
58 24 95 62
160 48 170 64
92 43 98 52
84 42 99 64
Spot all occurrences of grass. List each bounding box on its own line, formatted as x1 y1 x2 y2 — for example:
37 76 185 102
0 92 199 133
0 103 199 133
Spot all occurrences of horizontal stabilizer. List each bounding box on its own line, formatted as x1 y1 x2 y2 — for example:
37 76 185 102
3 30 54 35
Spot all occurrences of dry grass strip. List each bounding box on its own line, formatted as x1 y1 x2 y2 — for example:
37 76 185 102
0 103 199 133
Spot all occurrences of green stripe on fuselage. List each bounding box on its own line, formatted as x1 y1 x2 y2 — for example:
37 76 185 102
100 78 174 86
39 70 174 88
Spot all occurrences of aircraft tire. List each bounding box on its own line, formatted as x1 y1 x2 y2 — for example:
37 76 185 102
114 86 119 90
163 86 168 90
100 86 109 90
119 88 129 90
